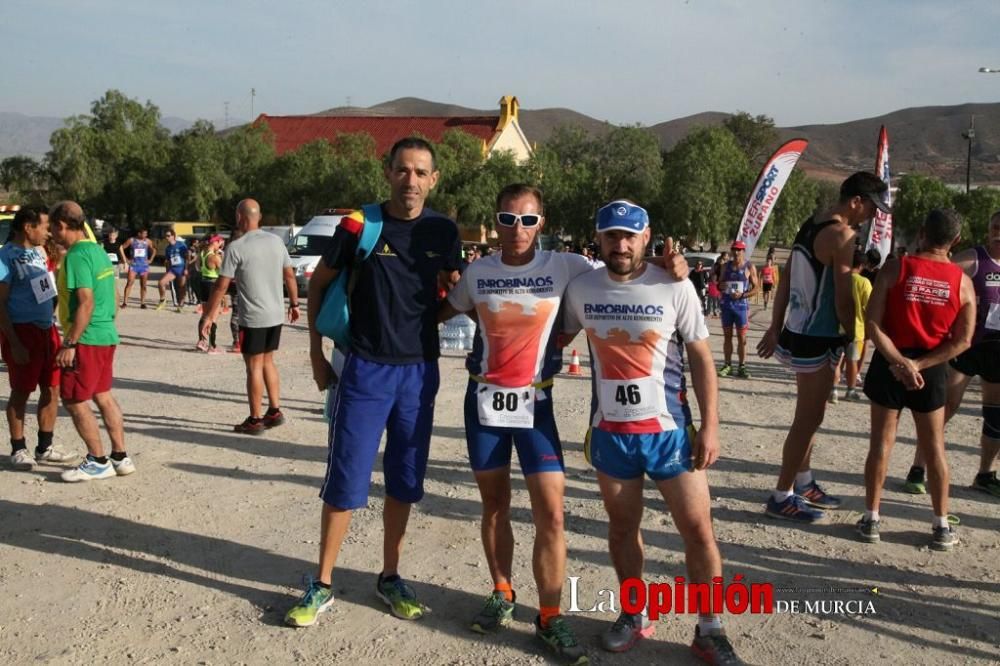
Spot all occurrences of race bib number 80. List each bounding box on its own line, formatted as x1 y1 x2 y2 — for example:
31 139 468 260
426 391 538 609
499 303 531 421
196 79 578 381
477 383 535 428
598 376 662 422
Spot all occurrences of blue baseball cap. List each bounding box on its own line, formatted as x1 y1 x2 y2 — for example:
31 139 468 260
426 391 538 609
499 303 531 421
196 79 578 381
596 200 649 233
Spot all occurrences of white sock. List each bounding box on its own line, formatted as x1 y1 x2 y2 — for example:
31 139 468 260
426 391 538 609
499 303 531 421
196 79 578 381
772 488 793 502
864 510 879 522
795 471 814 487
698 615 723 634
933 515 950 529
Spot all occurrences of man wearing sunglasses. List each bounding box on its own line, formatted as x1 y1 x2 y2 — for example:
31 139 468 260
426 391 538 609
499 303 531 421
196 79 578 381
563 201 741 665
439 187 688 664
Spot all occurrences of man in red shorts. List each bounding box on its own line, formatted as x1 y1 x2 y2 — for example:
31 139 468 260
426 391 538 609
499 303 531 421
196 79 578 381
0 207 75 470
49 201 134 482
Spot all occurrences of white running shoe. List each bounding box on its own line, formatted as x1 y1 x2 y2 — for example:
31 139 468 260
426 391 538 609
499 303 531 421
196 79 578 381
111 456 136 476
36 446 78 464
61 457 115 482
11 449 37 471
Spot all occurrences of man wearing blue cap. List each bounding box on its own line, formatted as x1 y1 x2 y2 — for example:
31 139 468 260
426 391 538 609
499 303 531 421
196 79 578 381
564 200 743 665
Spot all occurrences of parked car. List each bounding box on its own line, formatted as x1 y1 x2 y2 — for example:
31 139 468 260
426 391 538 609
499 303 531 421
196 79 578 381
261 224 301 246
288 209 354 296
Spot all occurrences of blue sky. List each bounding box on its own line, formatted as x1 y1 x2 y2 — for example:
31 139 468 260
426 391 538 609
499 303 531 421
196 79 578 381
4 0 1000 127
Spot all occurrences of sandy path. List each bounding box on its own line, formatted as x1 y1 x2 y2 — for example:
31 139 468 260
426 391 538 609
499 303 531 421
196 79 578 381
1 276 998 665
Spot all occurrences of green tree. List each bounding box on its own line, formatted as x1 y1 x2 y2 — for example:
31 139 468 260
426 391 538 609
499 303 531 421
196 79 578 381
263 139 338 223
723 112 778 164
659 126 752 248
952 186 1000 246
525 125 597 240
769 170 820 245
592 125 662 206
46 90 171 227
326 131 388 208
162 120 236 220
0 155 48 203
892 173 955 242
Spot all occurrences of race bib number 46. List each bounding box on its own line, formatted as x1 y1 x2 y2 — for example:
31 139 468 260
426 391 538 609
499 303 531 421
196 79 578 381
477 383 535 428
598 376 662 422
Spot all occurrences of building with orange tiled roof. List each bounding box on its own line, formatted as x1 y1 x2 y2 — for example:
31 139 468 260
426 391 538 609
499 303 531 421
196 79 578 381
255 96 532 162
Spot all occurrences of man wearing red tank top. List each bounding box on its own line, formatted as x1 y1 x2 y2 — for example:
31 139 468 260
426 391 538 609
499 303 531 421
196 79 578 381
860 209 975 551
903 211 1000 498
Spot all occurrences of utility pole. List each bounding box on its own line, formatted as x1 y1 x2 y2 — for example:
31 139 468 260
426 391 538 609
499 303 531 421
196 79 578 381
962 115 975 194
251 88 256 119
223 101 230 129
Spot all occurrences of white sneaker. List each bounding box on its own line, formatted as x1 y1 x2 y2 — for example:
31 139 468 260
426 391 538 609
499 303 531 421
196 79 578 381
10 449 37 471
111 456 136 476
61 457 115 482
36 446 78 464
828 389 839 405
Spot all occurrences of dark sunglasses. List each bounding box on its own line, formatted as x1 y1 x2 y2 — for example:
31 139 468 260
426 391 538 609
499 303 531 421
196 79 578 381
496 212 542 228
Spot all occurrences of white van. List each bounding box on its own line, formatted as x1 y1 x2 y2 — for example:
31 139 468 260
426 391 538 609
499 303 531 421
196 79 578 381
288 209 354 296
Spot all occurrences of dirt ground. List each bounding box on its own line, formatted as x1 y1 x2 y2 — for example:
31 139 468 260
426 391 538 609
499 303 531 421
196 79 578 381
1 270 998 666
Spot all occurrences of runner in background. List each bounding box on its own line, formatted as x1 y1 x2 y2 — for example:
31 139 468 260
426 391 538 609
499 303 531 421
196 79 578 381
760 256 776 309
119 227 155 308
156 228 189 312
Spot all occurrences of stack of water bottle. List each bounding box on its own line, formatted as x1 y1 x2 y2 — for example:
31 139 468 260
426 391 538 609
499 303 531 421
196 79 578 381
440 314 476 351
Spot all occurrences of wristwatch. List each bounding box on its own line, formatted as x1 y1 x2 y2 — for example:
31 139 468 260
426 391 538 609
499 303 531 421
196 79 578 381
63 339 77 349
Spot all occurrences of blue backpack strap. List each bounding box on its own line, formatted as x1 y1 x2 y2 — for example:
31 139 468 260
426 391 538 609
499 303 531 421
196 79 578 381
358 203 384 258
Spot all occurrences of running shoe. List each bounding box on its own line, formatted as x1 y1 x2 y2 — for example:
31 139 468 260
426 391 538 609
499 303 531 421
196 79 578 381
262 409 285 429
111 456 136 476
931 525 959 551
736 365 751 379
174 305 184 314
469 591 515 633
229 344 241 354
534 615 588 665
36 446 77 464
856 517 880 544
690 626 744 665
196 339 209 352
765 494 824 523
828 389 839 404
61 456 115 482
794 480 842 509
376 573 425 620
234 417 265 435
120 301 128 308
284 578 334 627
155 300 167 311
207 347 225 355
195 304 203 314
600 611 654 652
844 388 863 401
717 365 732 377
902 466 927 495
10 449 36 471
971 471 1000 497
140 303 148 310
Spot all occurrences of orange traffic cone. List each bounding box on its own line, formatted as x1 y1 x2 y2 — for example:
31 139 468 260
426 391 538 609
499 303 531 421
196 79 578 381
568 349 583 376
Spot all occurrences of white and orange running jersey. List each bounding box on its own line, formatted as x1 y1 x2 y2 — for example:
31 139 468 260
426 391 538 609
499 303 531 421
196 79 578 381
563 263 709 434
448 251 593 387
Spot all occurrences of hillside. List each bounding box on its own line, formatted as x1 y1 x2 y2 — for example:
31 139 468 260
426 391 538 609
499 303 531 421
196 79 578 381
4 98 1000 183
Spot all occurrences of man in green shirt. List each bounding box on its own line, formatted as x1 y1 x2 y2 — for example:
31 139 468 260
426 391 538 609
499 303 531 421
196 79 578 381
49 201 134 483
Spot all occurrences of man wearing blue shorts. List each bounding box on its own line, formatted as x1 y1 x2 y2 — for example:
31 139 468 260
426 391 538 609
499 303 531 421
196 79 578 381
286 137 462 628
156 228 188 312
717 240 757 379
564 201 741 665
119 227 155 308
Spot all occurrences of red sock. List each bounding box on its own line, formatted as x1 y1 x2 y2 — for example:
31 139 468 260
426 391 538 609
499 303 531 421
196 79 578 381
494 582 514 603
539 605 561 628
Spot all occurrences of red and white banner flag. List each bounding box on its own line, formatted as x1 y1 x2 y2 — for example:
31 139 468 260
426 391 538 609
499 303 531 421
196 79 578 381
865 126 892 266
735 138 809 257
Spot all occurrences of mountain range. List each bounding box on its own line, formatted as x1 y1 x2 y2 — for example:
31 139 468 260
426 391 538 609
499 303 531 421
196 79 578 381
3 98 999 183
